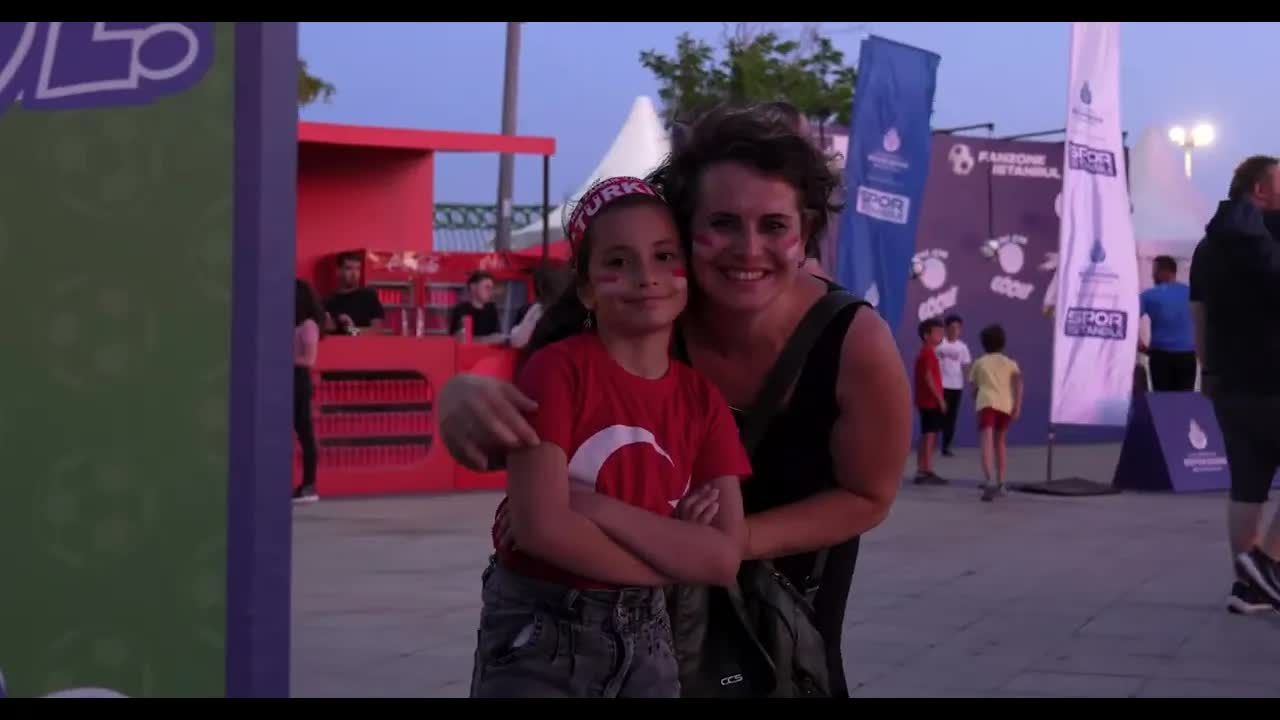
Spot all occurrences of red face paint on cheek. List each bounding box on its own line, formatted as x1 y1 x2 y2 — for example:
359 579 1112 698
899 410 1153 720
596 273 623 286
693 233 716 248
670 267 687 279
782 235 802 250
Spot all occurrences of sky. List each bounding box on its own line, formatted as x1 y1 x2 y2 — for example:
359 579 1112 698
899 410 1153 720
300 21 1276 208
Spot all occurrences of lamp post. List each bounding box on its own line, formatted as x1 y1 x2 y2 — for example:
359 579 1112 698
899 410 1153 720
1168 122 1215 179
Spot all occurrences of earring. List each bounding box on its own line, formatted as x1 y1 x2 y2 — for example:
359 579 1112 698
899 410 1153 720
583 310 594 330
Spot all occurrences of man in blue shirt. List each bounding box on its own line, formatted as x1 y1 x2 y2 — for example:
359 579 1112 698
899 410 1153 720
1139 255 1196 391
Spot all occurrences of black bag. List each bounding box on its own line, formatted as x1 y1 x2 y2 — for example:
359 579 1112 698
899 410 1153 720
669 291 861 698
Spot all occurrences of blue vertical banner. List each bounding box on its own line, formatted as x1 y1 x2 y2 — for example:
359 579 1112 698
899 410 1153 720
836 36 941 333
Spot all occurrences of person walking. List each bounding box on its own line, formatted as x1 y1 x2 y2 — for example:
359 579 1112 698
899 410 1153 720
1189 155 1280 614
294 279 323 503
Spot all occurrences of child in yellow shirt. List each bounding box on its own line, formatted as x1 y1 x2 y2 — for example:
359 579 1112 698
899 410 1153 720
968 324 1023 502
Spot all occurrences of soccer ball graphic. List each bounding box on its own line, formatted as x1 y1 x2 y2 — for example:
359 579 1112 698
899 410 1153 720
948 144 975 176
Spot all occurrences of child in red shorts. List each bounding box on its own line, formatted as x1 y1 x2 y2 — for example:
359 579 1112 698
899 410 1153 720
913 318 947 484
968 324 1023 501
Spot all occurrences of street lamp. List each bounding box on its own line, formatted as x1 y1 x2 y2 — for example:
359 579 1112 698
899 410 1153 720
1168 122 1215 179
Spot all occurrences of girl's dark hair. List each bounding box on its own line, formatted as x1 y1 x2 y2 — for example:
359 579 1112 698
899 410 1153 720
296 278 324 328
646 104 843 260
980 324 1007 354
524 193 670 356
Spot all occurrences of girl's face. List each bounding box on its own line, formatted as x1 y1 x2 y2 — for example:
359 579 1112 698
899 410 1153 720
579 202 688 337
689 162 808 313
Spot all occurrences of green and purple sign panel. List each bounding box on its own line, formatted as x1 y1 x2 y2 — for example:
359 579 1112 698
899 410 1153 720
0 22 295 697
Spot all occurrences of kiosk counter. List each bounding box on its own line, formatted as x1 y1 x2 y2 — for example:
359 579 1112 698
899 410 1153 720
295 335 516 497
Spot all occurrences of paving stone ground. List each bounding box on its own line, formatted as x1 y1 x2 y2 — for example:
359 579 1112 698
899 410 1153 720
291 443 1280 698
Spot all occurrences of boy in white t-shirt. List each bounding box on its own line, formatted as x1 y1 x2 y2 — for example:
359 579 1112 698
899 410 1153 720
935 314 972 456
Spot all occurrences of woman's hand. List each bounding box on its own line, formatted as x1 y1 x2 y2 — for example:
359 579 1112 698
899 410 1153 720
439 374 541 471
675 484 720 525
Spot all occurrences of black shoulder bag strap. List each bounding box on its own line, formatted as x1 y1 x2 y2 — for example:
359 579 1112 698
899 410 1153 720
737 290 863 601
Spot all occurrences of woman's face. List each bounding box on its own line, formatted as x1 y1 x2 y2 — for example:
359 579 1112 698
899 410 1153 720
689 162 807 313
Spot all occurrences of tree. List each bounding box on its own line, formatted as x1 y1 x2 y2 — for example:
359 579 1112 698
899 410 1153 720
298 59 336 108
640 24 857 130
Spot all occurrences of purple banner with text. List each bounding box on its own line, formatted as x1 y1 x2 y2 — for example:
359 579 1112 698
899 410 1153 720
895 135 1123 447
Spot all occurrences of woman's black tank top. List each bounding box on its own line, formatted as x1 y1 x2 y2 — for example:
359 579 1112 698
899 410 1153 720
675 285 867 690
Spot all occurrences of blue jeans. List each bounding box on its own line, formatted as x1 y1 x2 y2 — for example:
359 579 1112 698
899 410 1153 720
469 558 680 698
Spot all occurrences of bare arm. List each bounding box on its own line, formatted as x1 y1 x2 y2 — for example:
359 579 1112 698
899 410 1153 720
571 476 746 587
509 304 543 349
744 309 909 560
1011 369 1024 419
296 320 319 367
929 365 947 408
506 443 673 587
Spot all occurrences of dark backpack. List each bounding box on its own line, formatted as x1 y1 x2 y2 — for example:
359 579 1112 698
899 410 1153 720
668 291 861 698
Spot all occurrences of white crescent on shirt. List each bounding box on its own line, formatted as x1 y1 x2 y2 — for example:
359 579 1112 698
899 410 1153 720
566 424 692 509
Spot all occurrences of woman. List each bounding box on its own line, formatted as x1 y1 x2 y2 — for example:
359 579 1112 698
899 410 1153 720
508 266 562 350
294 279 324 503
439 106 911 696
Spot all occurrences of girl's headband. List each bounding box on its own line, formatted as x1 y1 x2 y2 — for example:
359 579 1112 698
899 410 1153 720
564 176 661 249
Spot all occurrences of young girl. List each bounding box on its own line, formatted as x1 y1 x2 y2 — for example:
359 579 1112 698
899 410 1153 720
293 279 323 504
470 177 752 698
968 324 1023 502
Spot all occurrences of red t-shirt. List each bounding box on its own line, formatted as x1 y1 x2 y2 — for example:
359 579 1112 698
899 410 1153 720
493 332 752 589
914 346 943 410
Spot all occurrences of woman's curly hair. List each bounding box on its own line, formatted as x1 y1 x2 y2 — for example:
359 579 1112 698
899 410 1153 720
646 103 844 260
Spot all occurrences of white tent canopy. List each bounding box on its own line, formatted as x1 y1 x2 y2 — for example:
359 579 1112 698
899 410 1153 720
1129 125 1213 288
508 95 670 251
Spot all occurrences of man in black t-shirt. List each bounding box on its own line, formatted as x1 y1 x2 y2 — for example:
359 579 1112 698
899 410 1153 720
449 270 503 343
325 251 385 334
1190 155 1280 615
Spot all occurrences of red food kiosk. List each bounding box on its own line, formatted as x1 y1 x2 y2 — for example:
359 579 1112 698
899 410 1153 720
295 121 559 497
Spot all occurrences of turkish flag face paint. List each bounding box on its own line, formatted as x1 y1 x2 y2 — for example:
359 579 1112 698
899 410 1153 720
691 232 726 261
669 265 689 291
781 234 806 264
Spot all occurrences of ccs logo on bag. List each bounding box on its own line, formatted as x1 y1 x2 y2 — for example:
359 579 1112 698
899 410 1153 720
720 673 745 686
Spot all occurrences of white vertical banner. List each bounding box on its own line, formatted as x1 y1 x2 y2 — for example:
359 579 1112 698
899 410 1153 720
1051 22 1140 426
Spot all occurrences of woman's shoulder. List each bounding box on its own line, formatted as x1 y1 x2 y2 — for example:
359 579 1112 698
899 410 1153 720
296 318 320 336
834 299 903 383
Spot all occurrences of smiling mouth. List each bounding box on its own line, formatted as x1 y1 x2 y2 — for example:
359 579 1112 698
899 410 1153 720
626 295 673 305
720 268 769 282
